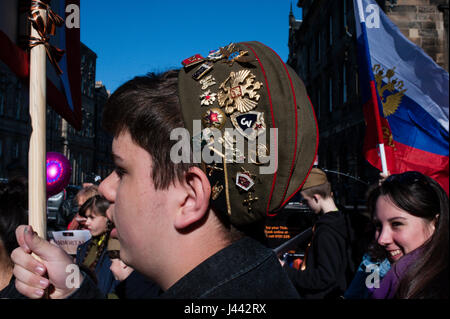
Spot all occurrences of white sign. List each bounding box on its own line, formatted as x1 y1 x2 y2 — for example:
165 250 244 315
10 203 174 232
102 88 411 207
53 230 91 255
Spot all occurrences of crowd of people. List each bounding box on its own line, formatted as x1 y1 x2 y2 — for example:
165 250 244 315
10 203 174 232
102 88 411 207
0 41 448 300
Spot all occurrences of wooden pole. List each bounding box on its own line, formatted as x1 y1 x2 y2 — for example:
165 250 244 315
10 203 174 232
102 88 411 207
28 6 47 239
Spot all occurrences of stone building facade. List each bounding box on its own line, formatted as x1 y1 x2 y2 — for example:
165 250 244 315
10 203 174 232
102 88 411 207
0 60 30 179
287 0 448 206
0 42 113 185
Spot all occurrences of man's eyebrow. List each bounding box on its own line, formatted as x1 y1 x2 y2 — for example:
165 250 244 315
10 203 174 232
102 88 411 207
111 152 124 164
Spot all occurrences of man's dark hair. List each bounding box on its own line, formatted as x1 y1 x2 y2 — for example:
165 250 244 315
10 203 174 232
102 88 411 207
102 70 192 190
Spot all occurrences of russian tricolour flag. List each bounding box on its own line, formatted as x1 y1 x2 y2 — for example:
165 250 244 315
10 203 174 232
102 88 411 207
354 0 449 194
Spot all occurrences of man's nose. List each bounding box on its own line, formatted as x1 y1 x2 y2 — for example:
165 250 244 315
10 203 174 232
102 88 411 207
99 171 118 203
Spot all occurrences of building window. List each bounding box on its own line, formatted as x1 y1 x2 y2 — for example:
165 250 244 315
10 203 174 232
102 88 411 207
317 87 321 120
71 159 76 185
317 34 321 61
329 15 333 46
329 77 333 113
314 36 318 61
15 93 21 120
78 154 83 184
304 47 310 77
355 72 359 96
343 64 348 104
343 0 348 29
13 142 19 159
0 91 5 116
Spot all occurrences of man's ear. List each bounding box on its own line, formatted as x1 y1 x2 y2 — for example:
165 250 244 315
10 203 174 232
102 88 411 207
174 166 211 230
313 194 321 203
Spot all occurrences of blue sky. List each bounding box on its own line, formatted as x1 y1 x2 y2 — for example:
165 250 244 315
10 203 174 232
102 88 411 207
80 0 302 93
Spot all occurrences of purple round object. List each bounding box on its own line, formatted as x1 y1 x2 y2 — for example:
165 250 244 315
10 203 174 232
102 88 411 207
46 152 72 198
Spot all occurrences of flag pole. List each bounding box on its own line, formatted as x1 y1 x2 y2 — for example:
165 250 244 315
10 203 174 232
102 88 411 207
28 5 47 239
369 81 389 175
356 0 389 176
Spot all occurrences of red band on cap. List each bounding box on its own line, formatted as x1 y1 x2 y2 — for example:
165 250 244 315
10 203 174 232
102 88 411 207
260 43 299 207
242 43 278 215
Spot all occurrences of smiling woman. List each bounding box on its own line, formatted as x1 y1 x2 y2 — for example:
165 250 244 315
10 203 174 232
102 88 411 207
367 171 449 299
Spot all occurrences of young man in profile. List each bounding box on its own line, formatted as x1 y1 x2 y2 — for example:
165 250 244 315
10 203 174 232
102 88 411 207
11 41 319 299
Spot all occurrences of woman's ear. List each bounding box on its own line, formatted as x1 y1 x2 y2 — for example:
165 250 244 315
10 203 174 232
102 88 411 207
173 166 211 231
430 214 440 233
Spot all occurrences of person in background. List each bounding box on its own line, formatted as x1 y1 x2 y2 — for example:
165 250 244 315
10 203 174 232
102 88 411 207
282 168 356 298
343 242 391 299
0 179 28 298
75 195 118 295
67 185 99 230
368 171 448 299
344 174 393 299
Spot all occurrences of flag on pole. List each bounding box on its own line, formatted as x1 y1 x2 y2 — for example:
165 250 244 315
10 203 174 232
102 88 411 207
353 0 449 194
0 0 81 130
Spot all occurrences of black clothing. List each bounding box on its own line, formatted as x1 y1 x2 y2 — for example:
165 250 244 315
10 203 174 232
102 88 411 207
161 237 300 299
70 237 299 299
0 276 27 299
283 210 354 299
114 270 161 299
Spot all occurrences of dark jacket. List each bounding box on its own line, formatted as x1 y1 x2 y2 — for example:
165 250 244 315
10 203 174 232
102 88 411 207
75 237 119 295
114 270 161 299
70 236 300 299
161 236 300 299
0 276 27 299
283 210 354 299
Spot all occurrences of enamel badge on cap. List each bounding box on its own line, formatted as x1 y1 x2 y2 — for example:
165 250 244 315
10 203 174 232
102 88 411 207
230 111 266 140
182 54 205 68
236 172 255 191
217 70 263 115
192 62 214 80
202 108 226 129
200 90 217 106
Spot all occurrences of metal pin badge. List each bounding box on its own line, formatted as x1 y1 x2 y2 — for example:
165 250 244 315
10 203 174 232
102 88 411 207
202 107 226 129
200 90 217 106
192 62 214 81
182 54 205 68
